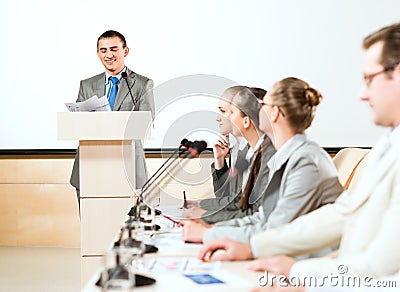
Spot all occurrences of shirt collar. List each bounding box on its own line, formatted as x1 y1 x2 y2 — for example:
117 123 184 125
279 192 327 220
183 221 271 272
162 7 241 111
389 125 400 146
104 66 127 84
253 134 265 152
245 134 265 161
267 133 307 173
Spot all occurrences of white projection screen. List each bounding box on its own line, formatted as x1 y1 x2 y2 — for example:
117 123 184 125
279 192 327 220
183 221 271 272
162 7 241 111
1 0 399 150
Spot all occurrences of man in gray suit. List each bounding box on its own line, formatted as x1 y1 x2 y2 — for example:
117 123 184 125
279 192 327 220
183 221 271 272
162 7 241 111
70 30 155 209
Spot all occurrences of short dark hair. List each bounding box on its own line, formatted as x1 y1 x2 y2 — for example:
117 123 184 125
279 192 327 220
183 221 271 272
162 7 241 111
363 22 400 69
97 30 127 49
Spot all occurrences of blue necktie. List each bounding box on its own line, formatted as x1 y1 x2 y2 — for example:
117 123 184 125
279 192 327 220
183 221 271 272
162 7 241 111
108 76 119 110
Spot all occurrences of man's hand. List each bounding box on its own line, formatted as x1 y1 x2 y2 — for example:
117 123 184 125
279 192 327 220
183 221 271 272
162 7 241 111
198 238 254 261
181 219 211 243
248 256 296 277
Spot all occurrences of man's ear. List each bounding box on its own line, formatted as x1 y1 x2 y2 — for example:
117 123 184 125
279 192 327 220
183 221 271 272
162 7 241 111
124 46 130 57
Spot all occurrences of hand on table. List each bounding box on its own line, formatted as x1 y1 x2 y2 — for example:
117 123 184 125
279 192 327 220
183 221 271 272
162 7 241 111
198 238 254 261
180 219 211 243
248 256 296 277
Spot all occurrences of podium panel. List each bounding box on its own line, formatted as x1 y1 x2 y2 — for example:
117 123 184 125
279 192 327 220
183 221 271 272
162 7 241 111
57 111 151 141
80 140 135 197
57 111 151 290
80 197 133 255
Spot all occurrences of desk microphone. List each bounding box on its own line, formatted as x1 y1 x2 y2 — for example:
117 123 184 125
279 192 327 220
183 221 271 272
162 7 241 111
121 72 137 109
140 140 207 206
128 138 193 217
140 139 191 195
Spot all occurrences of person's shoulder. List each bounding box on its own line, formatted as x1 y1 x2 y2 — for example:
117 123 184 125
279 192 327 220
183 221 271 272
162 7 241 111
127 68 152 82
80 72 104 84
290 138 327 162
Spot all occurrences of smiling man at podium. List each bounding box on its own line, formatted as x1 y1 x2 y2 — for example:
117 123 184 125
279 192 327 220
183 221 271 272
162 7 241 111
70 30 155 210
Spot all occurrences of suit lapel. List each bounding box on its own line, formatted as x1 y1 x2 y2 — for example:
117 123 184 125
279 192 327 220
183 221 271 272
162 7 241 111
350 136 399 207
93 73 106 99
248 137 275 204
114 69 137 111
248 149 274 204
267 134 306 180
236 145 249 166
249 135 305 205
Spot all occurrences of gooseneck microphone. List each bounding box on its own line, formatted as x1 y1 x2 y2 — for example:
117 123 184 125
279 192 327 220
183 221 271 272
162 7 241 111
127 139 207 218
140 140 208 206
128 138 191 217
121 72 137 109
140 139 190 195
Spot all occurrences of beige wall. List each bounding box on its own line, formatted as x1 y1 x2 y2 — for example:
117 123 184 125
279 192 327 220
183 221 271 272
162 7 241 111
0 155 214 247
0 156 80 247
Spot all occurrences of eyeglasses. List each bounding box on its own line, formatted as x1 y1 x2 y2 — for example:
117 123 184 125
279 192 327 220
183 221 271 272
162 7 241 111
363 62 399 87
258 99 285 117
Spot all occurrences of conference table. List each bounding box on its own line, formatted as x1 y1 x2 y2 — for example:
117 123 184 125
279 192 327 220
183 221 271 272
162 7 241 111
83 216 263 291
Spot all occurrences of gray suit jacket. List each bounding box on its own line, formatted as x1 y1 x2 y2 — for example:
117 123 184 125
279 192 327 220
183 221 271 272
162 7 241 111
201 136 276 224
200 144 250 210
70 68 155 192
204 134 343 244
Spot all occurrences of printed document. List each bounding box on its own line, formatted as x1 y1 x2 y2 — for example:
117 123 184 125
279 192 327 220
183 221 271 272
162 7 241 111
65 95 111 112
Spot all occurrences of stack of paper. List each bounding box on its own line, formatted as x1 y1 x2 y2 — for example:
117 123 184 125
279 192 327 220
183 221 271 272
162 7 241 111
65 95 111 112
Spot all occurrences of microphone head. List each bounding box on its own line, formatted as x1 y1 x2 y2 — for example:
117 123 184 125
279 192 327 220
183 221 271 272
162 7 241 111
189 140 208 156
121 72 128 79
180 138 189 148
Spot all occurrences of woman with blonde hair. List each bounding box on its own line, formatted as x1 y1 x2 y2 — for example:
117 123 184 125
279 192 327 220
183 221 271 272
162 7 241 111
183 77 342 246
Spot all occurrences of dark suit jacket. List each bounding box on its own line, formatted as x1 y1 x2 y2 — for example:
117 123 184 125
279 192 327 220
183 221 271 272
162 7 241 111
70 68 155 192
201 136 276 224
200 144 249 210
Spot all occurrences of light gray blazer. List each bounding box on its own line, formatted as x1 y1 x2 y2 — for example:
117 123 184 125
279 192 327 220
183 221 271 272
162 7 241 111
204 134 343 244
251 131 400 279
70 68 155 192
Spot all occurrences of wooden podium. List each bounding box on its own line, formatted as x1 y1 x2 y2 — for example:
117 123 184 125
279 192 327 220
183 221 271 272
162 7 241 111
57 111 152 286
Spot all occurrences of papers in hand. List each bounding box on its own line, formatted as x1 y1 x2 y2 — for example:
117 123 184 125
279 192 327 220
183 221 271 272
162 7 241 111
65 95 111 112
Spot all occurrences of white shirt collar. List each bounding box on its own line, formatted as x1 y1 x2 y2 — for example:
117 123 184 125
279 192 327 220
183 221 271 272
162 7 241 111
254 134 265 152
245 134 265 161
104 66 127 84
389 125 400 145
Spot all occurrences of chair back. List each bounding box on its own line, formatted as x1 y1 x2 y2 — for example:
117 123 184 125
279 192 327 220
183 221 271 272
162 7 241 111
333 148 370 190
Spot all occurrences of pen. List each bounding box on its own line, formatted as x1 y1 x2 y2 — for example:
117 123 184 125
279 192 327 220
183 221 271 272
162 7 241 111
163 215 179 224
182 259 189 273
183 190 188 209
148 259 157 272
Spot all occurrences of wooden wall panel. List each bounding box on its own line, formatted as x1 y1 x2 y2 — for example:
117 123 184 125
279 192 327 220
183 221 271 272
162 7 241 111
0 158 74 183
0 184 80 246
0 156 214 247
